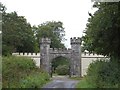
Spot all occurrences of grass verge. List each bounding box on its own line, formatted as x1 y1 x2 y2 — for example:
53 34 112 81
76 77 95 88
2 56 50 88
69 77 82 80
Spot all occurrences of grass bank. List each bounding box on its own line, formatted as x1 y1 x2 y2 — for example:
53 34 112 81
76 77 95 88
69 76 82 80
2 56 50 88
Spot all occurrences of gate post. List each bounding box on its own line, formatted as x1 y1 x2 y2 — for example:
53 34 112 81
40 38 51 74
70 37 82 77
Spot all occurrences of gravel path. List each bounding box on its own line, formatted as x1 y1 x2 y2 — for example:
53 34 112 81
42 75 79 88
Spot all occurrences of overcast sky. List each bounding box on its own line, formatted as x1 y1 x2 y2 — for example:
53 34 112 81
1 0 97 48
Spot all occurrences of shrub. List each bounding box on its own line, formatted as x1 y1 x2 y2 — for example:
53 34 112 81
86 59 119 88
2 56 50 88
56 65 69 75
76 77 95 88
52 57 70 73
2 56 36 88
2 45 13 56
20 72 50 88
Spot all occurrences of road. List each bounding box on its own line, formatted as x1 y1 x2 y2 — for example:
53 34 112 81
42 75 79 88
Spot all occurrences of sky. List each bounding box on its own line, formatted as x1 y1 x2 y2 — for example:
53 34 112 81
1 0 97 48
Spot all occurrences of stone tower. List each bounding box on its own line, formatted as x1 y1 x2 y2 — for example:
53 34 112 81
40 38 51 73
40 37 82 77
70 37 82 76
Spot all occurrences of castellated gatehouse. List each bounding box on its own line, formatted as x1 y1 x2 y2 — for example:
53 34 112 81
12 37 106 77
40 37 82 77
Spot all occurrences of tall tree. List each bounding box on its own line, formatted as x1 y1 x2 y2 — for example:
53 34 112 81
83 2 120 59
2 11 38 55
34 21 66 48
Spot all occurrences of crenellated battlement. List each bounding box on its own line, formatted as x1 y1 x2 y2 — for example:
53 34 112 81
81 52 106 58
12 52 40 58
12 52 106 58
12 37 109 77
39 37 51 44
49 48 72 54
70 37 82 44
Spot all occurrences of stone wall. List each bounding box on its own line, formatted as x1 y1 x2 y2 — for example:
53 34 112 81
81 53 108 76
12 53 40 67
12 52 107 76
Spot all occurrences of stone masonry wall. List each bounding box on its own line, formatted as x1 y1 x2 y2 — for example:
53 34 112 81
12 52 107 76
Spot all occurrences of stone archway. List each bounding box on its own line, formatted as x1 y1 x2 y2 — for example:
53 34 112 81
40 37 82 77
50 56 71 77
49 52 72 77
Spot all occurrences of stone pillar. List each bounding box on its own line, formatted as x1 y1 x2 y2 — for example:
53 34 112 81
70 37 82 77
40 38 51 73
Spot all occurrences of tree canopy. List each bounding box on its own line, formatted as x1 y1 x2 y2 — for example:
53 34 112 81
34 21 66 48
83 2 120 59
2 3 66 55
2 10 38 55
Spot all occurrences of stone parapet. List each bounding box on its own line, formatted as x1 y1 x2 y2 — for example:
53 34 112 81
49 48 72 54
81 52 108 58
12 52 40 58
70 37 82 44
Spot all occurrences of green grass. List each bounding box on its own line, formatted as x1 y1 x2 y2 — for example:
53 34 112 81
76 78 96 88
20 72 50 88
2 56 50 88
0 82 2 89
69 77 82 80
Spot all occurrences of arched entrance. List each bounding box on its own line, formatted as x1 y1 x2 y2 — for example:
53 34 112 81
50 56 70 77
40 37 82 77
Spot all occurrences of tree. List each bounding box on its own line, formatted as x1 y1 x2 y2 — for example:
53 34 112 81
2 11 38 55
34 21 66 48
51 56 70 73
82 2 120 88
83 2 120 59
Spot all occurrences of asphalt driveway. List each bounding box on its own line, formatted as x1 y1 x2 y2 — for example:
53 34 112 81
42 75 79 88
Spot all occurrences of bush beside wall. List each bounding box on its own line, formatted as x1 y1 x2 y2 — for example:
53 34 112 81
2 56 50 88
56 65 69 75
76 58 120 88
